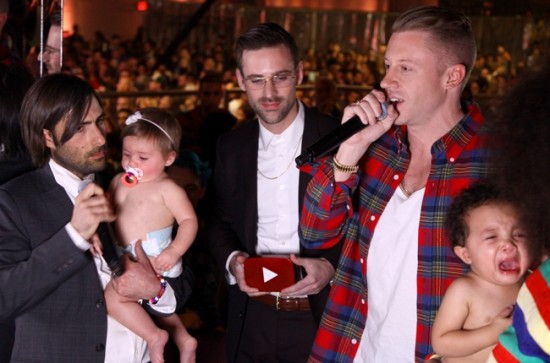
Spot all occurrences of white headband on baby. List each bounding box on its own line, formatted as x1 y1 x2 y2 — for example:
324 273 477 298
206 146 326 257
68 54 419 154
125 111 174 146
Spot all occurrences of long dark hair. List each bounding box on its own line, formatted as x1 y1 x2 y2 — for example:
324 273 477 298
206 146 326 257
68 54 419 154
19 73 101 167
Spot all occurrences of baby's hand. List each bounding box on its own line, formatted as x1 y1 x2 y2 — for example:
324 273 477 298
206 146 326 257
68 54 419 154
498 305 514 318
493 305 514 332
152 247 180 274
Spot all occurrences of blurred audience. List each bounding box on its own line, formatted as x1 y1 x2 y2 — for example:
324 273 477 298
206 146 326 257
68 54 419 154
175 72 236 166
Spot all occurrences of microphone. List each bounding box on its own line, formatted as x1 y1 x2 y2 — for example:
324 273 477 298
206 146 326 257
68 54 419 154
296 102 389 167
78 179 124 277
96 222 124 277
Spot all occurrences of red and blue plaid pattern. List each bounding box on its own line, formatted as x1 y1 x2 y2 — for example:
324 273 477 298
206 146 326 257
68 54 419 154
300 104 492 362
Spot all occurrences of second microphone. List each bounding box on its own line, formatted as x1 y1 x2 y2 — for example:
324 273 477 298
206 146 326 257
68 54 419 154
295 101 389 166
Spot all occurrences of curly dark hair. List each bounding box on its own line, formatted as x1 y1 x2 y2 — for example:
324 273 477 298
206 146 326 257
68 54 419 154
445 180 507 250
488 56 550 253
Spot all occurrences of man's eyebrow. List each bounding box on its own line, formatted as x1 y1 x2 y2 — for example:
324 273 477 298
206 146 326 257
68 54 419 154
82 112 106 124
246 69 295 77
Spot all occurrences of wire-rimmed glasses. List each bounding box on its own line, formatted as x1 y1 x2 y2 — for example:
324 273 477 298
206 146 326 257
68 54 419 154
244 72 296 90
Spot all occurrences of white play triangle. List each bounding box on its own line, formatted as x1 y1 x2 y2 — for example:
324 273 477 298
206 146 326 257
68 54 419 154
262 267 278 283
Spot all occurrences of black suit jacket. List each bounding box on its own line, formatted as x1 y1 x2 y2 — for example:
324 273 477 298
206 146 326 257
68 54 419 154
206 105 342 360
0 165 190 362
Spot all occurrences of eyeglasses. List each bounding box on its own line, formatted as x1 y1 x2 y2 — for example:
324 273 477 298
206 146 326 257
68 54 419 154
244 73 296 90
43 46 60 56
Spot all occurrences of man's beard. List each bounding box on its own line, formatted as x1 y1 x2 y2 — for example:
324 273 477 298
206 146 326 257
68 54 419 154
51 146 107 178
252 96 296 126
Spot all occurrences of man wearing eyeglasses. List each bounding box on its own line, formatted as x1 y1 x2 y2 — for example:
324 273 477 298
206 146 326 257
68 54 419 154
37 11 62 75
206 22 341 362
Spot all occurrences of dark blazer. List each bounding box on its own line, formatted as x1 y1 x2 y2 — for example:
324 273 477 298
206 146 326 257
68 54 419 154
207 105 342 360
0 165 190 363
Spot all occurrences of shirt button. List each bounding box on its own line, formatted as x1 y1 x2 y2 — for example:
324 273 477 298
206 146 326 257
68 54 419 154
95 299 104 308
450 157 455 163
346 205 350 210
370 215 376 221
361 298 365 304
351 339 357 345
95 343 105 352
393 174 399 180
360 258 364 264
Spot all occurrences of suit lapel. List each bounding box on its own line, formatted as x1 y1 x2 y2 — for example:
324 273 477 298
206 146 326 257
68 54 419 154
34 166 73 221
241 122 260 251
299 107 319 205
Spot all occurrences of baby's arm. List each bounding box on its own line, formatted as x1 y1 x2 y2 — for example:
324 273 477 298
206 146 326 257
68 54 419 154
154 180 198 272
431 278 512 358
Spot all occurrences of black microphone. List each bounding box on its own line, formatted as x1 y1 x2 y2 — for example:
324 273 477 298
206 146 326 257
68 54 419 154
295 102 389 166
96 222 124 277
78 179 124 277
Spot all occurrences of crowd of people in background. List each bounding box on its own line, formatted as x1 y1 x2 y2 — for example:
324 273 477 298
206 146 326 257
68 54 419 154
60 32 549 107
8 13 548 131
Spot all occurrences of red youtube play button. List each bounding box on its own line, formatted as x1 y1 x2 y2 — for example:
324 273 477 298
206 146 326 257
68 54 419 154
244 257 296 292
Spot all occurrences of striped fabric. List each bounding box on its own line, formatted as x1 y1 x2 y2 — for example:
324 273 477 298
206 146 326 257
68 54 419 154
488 259 550 362
299 104 492 363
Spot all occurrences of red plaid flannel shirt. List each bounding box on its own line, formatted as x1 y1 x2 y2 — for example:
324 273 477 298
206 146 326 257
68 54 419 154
300 104 492 362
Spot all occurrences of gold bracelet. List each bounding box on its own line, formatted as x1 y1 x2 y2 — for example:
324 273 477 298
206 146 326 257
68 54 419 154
333 155 359 174
425 354 442 362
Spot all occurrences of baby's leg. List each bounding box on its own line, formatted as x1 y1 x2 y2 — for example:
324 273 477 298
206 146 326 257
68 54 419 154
157 314 197 363
104 281 169 363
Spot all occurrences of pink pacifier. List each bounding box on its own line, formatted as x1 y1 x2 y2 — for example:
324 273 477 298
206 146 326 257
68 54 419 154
121 166 143 188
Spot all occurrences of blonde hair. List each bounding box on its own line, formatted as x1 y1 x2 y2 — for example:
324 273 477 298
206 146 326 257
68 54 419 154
392 6 476 87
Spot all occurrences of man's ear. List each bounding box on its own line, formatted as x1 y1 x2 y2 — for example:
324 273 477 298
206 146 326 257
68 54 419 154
236 68 246 91
43 129 56 149
453 245 472 265
445 64 466 90
295 61 304 86
165 151 176 167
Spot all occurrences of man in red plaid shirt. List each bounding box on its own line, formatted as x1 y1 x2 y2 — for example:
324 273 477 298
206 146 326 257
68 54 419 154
299 6 492 363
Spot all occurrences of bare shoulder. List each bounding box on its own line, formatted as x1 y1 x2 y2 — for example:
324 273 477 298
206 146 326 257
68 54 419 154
158 174 183 190
158 175 188 197
445 273 479 296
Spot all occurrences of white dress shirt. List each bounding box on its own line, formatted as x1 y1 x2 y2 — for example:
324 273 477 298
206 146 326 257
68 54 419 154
49 159 177 363
256 103 304 255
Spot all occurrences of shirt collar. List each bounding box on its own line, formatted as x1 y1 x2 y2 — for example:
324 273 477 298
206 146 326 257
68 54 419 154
435 103 485 162
258 101 305 152
49 159 95 202
391 103 485 163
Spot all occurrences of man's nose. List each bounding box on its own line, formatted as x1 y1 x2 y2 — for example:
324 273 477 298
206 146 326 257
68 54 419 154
263 78 277 96
91 123 106 146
